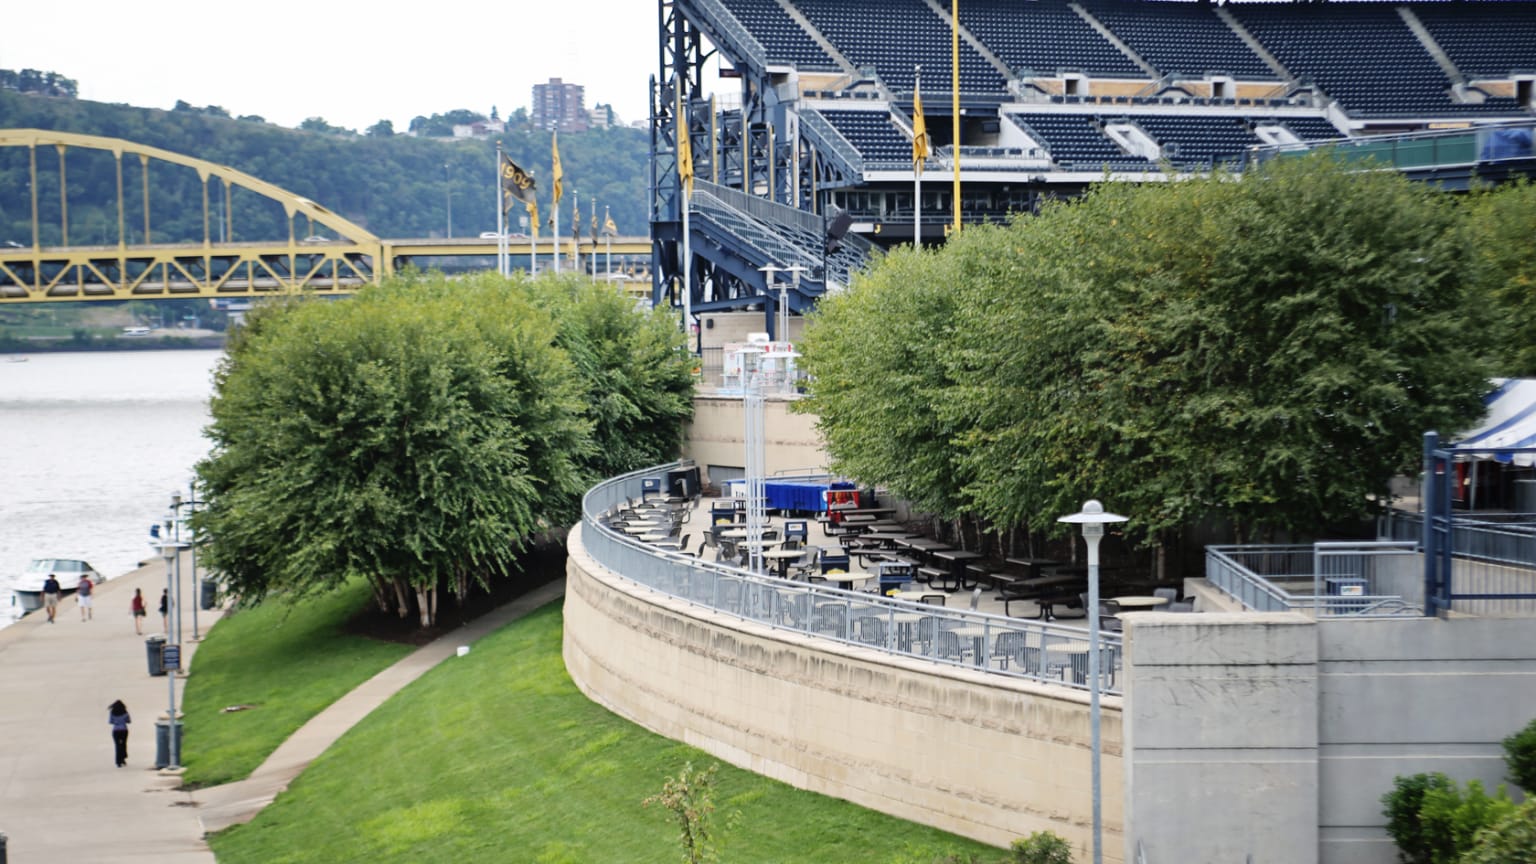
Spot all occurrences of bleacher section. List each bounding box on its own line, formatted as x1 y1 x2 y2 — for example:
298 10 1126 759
1413 2 1536 79
719 0 839 71
1231 4 1517 118
963 0 1142 78
1131 115 1260 167
818 110 909 166
791 0 1005 94
1084 1 1276 80
689 181 873 294
1009 113 1155 172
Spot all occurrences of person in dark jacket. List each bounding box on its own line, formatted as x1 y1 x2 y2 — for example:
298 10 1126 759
108 700 131 767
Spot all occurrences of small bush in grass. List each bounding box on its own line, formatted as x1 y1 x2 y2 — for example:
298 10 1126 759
1383 773 1516 864
644 761 736 864
1502 716 1536 793
1010 832 1073 864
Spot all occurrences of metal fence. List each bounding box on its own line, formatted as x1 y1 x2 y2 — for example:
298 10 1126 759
1379 510 1536 616
583 461 1122 694
1205 543 1422 617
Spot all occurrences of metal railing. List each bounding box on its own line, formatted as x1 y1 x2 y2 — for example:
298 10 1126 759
583 462 1122 694
1379 510 1536 616
1205 543 1422 617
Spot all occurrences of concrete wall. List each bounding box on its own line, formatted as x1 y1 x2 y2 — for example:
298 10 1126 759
698 310 805 347
1120 613 1321 864
683 394 829 481
1121 612 1536 864
563 526 1126 860
1316 616 1536 864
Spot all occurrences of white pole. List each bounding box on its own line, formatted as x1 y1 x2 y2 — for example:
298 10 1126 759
530 218 538 276
495 147 506 276
553 201 561 275
606 235 611 281
682 182 692 337
914 67 922 249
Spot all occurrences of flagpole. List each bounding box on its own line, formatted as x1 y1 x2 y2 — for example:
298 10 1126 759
952 0 962 236
677 91 693 342
553 199 561 275
590 195 598 284
914 67 922 249
530 205 538 276
496 142 507 276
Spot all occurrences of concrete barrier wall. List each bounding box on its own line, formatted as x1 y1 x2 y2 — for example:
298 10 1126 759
1120 613 1321 864
1316 616 1536 864
563 525 1126 859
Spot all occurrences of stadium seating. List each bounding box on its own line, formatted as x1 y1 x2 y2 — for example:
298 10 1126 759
1008 113 1155 172
719 0 840 71
1082 0 1276 80
963 0 1143 78
1413 2 1536 79
1232 4 1518 118
818 110 910 165
790 0 1006 94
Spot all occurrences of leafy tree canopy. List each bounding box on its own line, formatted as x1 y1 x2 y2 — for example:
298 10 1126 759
194 270 692 627
802 153 1493 543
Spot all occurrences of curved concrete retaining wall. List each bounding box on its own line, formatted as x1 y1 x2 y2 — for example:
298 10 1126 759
563 525 1124 859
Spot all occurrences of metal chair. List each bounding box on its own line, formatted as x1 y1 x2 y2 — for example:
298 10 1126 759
1153 587 1179 604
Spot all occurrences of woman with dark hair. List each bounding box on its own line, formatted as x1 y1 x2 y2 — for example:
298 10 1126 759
108 700 131 767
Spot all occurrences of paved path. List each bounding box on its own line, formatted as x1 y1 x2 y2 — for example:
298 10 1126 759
0 556 565 862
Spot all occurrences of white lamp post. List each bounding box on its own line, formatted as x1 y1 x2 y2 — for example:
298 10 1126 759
156 539 190 770
1058 499 1128 864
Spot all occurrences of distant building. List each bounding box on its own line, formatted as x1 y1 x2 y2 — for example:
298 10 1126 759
451 119 505 139
532 78 589 133
589 103 620 130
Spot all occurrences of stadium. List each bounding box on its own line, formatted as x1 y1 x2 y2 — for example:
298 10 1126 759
646 0 1536 332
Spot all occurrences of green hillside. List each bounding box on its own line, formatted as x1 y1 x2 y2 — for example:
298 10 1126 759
0 89 649 247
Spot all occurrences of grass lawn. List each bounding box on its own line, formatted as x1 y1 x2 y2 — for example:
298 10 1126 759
179 578 415 786
208 603 1007 864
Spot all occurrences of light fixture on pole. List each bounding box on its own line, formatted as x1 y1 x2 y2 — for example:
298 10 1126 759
156 538 190 770
168 492 185 653
173 485 205 640
1058 499 1128 864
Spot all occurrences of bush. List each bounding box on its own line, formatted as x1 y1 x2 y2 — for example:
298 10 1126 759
1502 716 1536 793
1461 799 1536 864
1417 780 1515 864
1383 773 1458 864
1010 832 1073 864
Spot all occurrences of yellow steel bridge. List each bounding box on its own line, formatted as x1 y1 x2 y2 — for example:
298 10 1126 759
0 129 649 304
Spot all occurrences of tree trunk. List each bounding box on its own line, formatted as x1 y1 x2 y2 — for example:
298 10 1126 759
369 578 390 613
391 579 410 619
415 586 433 629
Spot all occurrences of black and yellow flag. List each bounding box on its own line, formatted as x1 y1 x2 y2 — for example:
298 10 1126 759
500 153 536 213
676 90 694 195
551 133 564 206
912 90 930 176
603 206 617 237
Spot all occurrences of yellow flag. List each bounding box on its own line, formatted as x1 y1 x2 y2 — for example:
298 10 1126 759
676 90 694 195
912 90 930 177
603 207 618 236
551 132 564 206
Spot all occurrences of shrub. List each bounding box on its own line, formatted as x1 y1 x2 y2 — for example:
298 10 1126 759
1502 716 1536 793
1417 779 1515 864
1383 773 1458 864
1461 799 1536 864
644 761 734 864
1010 832 1073 864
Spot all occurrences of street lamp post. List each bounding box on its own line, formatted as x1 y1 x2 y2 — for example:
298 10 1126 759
1058 499 1128 864
156 539 189 770
171 487 204 640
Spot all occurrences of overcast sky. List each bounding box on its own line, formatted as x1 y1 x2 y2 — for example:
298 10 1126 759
4 0 677 132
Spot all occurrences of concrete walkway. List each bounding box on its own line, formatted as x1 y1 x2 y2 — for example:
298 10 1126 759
0 557 564 862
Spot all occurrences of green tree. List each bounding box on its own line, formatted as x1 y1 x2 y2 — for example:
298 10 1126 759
1501 715 1536 793
194 272 588 627
1462 798 1536 864
525 275 696 489
798 246 971 520
1461 179 1536 376
800 153 1488 546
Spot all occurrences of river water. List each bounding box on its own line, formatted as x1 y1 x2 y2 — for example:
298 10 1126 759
0 349 220 627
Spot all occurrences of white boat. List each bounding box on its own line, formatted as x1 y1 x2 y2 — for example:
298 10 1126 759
6 558 103 614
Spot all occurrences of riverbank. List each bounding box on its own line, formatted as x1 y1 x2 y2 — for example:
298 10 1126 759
0 331 226 354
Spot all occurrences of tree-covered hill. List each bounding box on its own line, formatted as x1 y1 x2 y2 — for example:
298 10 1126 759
0 90 649 245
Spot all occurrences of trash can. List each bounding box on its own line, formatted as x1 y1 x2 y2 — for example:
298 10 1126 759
154 719 182 769
200 579 217 610
1325 577 1368 614
145 635 166 677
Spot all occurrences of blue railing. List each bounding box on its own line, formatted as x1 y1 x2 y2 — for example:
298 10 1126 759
1205 544 1422 618
582 461 1122 694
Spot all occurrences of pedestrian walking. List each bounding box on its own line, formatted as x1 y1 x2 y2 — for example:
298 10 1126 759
108 699 131 767
77 574 94 621
159 588 169 634
130 588 146 634
42 573 61 623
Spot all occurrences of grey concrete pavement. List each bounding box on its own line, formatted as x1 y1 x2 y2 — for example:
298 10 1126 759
0 555 223 864
0 557 565 861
